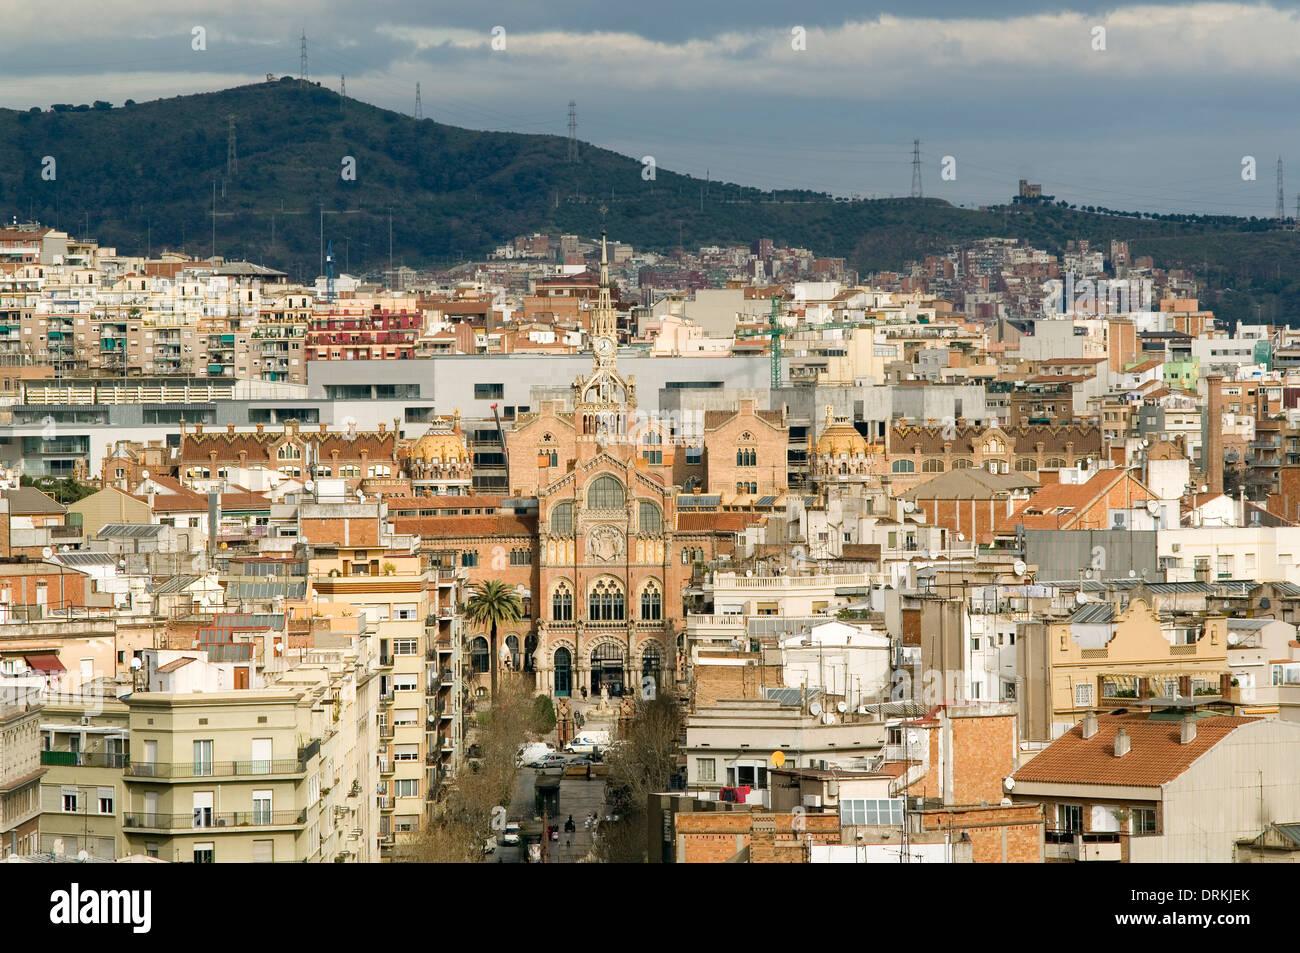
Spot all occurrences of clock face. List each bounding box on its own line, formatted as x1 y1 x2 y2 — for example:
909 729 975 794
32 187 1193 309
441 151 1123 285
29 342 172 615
594 336 615 359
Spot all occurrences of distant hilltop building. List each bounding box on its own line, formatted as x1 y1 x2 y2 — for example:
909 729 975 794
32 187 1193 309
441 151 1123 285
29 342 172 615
1014 180 1054 204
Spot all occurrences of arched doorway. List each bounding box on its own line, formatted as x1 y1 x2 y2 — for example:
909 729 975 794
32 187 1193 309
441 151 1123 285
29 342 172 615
641 642 662 698
523 634 538 673
554 647 572 697
505 635 520 671
591 642 626 697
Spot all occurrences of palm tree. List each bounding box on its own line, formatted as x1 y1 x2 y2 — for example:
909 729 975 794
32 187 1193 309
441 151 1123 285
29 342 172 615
464 580 523 698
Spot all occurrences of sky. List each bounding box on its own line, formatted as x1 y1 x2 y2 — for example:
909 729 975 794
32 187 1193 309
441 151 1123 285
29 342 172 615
4 1 1300 216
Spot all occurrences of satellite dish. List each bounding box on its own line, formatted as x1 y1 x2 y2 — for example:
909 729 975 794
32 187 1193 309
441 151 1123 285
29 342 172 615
41 547 53 560
1200 484 1209 493
1128 570 1137 578
957 533 966 542
304 480 315 491
1013 559 1027 577
809 701 823 717
274 643 284 655
140 470 149 480
130 658 142 670
1003 776 1015 792
821 712 836 725
1146 499 1161 515
836 701 848 714
76 850 89 863
1075 591 1086 605
902 500 916 513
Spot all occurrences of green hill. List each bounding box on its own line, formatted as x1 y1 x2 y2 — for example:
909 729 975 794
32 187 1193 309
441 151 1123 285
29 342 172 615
2 79 1299 326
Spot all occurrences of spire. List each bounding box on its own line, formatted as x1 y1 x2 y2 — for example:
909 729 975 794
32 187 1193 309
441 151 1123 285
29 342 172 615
594 230 614 338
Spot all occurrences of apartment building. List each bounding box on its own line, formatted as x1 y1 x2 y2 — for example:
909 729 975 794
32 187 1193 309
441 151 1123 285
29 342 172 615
0 683 43 859
122 674 329 863
1012 706 1300 862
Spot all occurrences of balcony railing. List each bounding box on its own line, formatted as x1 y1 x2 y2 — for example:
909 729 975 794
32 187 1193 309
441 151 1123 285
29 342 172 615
123 810 306 830
125 759 307 779
41 750 129 769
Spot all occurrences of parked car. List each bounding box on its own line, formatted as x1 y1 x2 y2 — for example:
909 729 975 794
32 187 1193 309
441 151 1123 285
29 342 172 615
502 822 521 846
565 752 597 765
529 753 566 769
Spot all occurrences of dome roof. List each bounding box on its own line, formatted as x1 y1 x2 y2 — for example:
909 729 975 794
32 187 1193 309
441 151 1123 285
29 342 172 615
815 405 869 457
411 422 468 463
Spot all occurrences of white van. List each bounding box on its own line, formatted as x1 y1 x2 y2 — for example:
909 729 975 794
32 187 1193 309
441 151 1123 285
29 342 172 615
516 741 556 766
565 730 611 754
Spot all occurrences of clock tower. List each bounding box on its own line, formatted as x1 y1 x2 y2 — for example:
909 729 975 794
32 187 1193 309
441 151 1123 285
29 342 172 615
575 232 634 440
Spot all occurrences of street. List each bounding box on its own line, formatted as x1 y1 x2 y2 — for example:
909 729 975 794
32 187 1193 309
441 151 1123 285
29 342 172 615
493 766 608 863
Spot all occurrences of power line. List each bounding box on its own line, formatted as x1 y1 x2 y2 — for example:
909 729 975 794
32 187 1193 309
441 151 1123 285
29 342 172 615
911 139 923 199
567 101 578 163
226 114 237 178
1278 157 1286 220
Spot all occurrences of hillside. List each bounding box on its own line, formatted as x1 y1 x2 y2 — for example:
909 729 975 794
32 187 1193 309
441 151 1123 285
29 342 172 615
2 79 1299 325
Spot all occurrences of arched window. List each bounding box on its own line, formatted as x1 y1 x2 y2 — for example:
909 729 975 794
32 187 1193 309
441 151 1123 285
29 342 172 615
639 501 662 534
642 642 662 683
277 465 301 478
367 464 392 478
551 502 574 535
314 465 332 477
951 458 973 469
587 475 625 509
922 459 945 472
277 442 301 460
551 582 574 621
523 634 537 673
588 579 625 621
1015 458 1038 471
736 448 757 466
505 634 520 671
682 548 690 565
1044 457 1067 468
338 465 361 478
891 460 915 474
469 637 490 673
640 582 663 621
546 450 558 467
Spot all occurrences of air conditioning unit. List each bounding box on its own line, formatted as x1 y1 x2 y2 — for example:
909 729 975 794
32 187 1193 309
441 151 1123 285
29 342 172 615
803 794 822 808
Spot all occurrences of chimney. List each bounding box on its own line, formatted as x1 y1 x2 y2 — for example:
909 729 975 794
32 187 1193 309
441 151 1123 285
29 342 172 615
256 423 264 434
378 422 387 434
1206 375 1224 496
1081 709 1099 739
194 422 203 434
320 422 328 434
1113 727 1131 757
1180 716 1197 745
226 423 235 435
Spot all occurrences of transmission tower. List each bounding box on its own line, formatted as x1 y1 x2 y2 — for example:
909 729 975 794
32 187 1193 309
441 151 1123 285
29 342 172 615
1278 157 1286 220
567 101 578 163
340 75 346 97
226 115 237 178
911 139 923 199
299 32 308 81
414 83 422 120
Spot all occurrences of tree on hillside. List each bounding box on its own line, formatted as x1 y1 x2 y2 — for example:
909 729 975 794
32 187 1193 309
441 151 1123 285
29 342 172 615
464 580 522 699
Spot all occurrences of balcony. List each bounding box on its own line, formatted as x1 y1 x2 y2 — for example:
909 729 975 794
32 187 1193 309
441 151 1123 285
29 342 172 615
123 810 307 831
1044 831 1123 862
125 759 308 780
41 750 128 769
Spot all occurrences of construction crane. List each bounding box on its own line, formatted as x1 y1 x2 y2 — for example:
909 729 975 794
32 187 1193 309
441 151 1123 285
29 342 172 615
734 297 792 388
733 296 877 388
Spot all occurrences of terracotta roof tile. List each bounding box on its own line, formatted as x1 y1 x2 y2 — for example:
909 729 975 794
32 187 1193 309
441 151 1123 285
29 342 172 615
1012 712 1258 787
393 515 536 538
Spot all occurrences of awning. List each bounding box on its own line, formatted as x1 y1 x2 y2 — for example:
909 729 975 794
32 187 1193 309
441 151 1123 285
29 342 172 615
24 654 65 673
